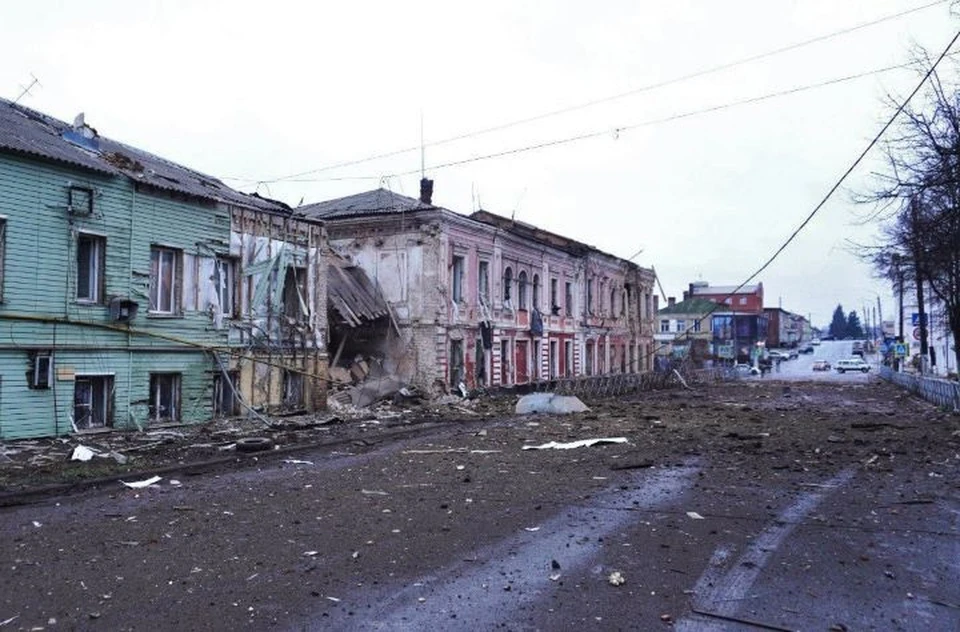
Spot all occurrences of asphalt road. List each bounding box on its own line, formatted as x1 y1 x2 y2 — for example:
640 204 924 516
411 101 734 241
765 340 876 383
1 379 958 631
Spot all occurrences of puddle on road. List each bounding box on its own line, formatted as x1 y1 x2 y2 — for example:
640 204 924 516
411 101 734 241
315 461 699 631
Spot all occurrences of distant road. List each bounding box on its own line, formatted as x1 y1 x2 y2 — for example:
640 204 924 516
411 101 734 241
766 340 875 383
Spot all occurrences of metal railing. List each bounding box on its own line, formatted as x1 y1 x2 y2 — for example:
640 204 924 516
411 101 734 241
528 368 732 398
879 366 960 412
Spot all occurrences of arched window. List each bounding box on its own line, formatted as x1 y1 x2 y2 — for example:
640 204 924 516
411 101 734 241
610 287 617 316
517 271 528 309
532 274 541 310
503 267 513 303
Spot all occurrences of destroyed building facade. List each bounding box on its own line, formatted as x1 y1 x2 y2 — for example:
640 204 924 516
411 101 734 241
0 98 328 439
300 183 656 392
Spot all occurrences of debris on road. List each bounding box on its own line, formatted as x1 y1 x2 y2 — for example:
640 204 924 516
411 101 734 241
515 393 590 415
120 476 162 489
686 511 705 520
282 459 314 466
71 445 97 462
608 571 625 586
522 437 628 450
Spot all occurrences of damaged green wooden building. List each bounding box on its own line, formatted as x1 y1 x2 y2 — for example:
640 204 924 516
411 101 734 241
0 98 329 440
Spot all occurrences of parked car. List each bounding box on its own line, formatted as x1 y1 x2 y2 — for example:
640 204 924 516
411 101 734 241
799 345 815 354
811 338 821 346
768 350 788 360
734 363 760 376
812 360 831 371
835 358 870 374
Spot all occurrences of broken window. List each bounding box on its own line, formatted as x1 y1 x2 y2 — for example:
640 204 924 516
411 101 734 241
478 260 490 304
451 255 465 303
283 266 307 320
550 278 559 314
77 233 105 303
564 340 573 377
0 219 6 302
517 271 528 309
475 337 487 386
565 282 573 316
610 287 616 316
27 351 52 389
213 257 236 318
532 274 541 311
585 341 595 375
587 279 594 315
149 246 181 314
502 267 513 303
549 340 558 378
282 369 303 408
213 370 240 417
449 339 464 388
693 319 702 332
74 375 113 430
149 373 181 421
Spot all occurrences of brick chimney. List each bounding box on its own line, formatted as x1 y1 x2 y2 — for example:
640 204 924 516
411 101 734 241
419 178 434 205
668 296 676 307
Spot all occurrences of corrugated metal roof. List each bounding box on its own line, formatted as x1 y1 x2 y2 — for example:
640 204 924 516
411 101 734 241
658 298 718 315
691 284 760 295
0 97 288 213
299 188 433 219
328 261 390 327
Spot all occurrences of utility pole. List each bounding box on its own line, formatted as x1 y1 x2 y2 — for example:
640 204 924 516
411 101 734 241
910 199 929 374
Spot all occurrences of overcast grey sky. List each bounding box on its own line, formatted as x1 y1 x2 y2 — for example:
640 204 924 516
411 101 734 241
2 0 957 326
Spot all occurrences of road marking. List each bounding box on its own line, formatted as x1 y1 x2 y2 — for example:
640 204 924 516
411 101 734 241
676 468 856 631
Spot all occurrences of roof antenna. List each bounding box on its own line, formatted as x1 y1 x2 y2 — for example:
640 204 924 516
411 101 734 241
420 109 425 180
13 73 41 104
511 187 527 221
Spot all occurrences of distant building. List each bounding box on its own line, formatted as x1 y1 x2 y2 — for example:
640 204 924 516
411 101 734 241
655 297 716 365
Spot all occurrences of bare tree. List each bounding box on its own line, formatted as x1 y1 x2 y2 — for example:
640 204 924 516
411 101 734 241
858 52 960 374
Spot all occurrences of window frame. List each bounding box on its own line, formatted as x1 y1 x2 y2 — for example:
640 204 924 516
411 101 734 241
451 255 465 303
149 373 181 422
660 319 670 333
149 246 182 315
478 260 490 305
517 270 528 310
564 282 573 316
213 256 237 318
76 232 106 304
502 266 513 303
550 278 559 314
532 274 541 311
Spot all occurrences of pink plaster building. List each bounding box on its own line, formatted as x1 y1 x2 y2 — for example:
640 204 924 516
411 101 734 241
300 182 656 391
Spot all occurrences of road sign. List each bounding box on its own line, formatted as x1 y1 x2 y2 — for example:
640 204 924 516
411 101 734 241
913 327 921 341
911 313 928 327
894 343 907 357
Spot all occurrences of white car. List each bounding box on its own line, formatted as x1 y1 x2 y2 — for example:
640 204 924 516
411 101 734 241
835 358 870 374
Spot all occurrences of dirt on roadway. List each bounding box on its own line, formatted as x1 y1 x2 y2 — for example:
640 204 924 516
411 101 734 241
1 377 958 631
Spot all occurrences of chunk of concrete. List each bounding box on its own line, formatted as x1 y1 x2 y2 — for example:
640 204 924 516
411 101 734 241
515 393 590 415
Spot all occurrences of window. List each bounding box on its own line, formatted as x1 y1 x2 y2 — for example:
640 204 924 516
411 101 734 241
0 219 6 302
478 261 490 304
28 352 52 389
739 297 748 306
449 340 464 387
77 234 105 303
149 247 181 314
502 267 513 303
213 370 239 417
74 376 113 430
282 369 303 408
676 319 687 332
550 278 559 314
693 319 702 332
610 287 616 316
532 274 541 311
213 257 236 318
645 293 652 320
451 255 465 303
149 373 181 421
564 340 573 377
587 279 594 314
565 282 573 316
517 271 528 309
283 266 307 319
660 319 670 333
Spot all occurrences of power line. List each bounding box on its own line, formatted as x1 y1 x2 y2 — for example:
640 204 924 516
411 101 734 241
282 57 939 183
253 0 947 185
664 26 960 355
